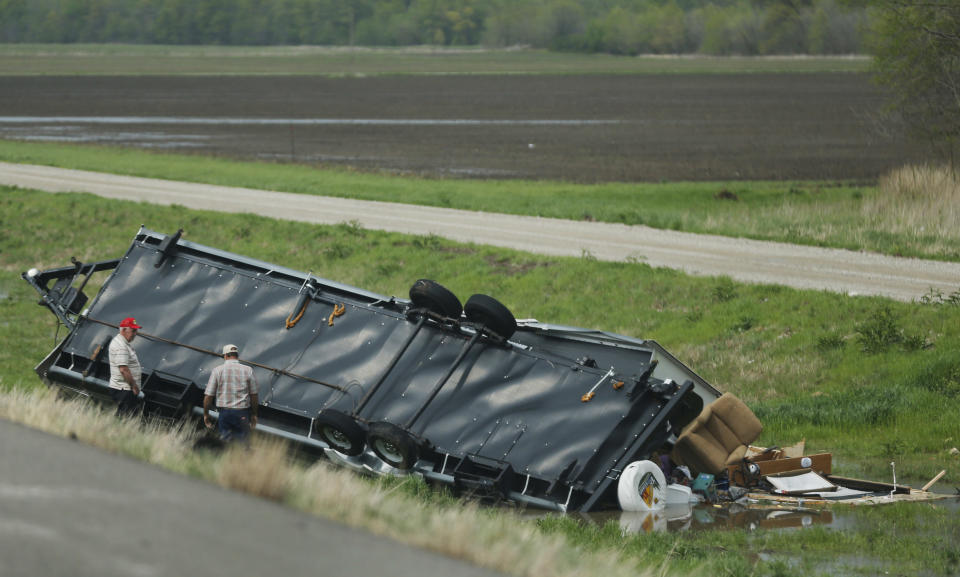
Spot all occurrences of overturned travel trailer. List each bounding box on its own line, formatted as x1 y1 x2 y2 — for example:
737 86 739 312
23 227 722 512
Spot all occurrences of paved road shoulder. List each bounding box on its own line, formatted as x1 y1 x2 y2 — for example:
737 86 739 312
0 418 504 577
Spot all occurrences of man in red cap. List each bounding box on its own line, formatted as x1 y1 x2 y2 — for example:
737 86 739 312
108 316 143 417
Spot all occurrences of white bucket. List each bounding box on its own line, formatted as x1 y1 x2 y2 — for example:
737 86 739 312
617 460 667 512
665 483 695 505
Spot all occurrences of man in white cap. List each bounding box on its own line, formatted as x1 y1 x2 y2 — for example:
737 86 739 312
204 344 259 443
108 316 143 417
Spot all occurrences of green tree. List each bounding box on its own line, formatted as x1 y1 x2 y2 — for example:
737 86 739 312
867 1 960 163
649 0 686 53
756 0 810 53
0 0 28 41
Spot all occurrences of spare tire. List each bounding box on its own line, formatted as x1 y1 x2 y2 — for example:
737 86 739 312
464 294 517 339
409 279 462 319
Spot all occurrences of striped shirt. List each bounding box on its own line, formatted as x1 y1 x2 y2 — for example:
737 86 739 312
108 333 141 391
205 360 258 409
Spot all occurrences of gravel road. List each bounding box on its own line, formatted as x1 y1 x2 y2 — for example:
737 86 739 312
3 161 959 302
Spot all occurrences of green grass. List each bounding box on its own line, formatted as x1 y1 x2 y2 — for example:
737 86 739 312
4 139 960 262
0 44 872 76
2 187 959 480
2 187 960 576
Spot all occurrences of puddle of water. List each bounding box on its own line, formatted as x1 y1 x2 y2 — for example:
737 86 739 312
567 493 960 535
0 116 621 126
1 124 210 147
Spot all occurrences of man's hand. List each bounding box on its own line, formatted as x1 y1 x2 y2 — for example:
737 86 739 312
202 395 215 430
119 366 138 395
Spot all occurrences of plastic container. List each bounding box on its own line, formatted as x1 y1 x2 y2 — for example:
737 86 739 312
618 460 667 511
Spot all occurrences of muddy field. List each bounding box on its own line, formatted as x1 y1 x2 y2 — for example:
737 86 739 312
0 74 931 182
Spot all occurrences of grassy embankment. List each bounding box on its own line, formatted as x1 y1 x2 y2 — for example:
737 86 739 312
2 139 959 262
0 43 871 76
1 182 959 576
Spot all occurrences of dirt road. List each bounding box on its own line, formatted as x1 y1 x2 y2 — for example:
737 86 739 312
3 161 959 302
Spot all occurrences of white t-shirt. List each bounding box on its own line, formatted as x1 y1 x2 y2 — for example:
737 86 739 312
108 333 141 391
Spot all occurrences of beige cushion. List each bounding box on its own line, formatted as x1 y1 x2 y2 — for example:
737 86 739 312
671 393 762 476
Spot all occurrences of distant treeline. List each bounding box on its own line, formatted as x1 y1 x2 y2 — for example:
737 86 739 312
0 0 872 55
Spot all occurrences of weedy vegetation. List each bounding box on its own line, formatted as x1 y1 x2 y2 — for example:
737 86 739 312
2 140 959 261
0 44 871 76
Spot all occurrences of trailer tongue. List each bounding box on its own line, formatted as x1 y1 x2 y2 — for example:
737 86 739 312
23 227 719 512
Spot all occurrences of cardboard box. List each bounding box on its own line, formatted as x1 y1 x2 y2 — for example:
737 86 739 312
765 469 836 495
729 453 832 486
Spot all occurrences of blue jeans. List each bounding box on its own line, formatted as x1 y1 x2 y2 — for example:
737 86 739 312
110 388 142 418
217 408 251 444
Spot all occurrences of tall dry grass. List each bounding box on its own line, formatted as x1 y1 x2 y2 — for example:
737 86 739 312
868 164 960 245
0 387 679 577
0 387 210 477
216 436 293 501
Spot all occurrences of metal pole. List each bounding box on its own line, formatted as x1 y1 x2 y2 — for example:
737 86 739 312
353 314 427 415
404 329 481 430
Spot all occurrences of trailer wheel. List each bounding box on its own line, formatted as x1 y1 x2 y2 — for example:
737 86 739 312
367 422 420 470
464 294 517 339
315 410 366 456
409 279 462 319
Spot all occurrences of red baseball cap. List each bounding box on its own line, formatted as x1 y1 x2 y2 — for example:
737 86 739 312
119 317 142 329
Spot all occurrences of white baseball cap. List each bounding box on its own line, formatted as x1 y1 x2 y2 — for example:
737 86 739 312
222 344 239 355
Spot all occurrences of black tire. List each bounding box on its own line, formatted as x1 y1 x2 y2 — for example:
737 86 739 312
409 279 462 319
315 409 366 456
367 421 420 469
464 294 517 339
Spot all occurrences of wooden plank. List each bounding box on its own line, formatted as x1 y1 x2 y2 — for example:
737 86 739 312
921 470 947 492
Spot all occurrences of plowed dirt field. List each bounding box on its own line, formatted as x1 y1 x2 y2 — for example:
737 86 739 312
0 74 930 182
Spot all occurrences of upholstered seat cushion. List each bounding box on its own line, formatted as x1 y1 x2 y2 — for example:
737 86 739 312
671 392 762 476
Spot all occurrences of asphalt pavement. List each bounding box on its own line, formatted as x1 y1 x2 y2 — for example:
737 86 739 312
0 418 505 577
